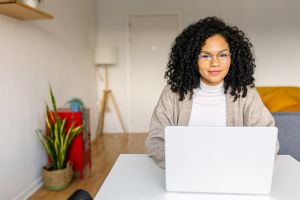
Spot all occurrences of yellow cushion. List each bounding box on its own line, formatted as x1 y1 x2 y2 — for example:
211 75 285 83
256 87 300 112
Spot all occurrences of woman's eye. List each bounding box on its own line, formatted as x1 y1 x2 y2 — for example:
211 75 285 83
201 55 209 58
220 53 228 57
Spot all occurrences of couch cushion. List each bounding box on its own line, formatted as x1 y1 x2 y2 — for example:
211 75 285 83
272 112 300 161
257 87 300 112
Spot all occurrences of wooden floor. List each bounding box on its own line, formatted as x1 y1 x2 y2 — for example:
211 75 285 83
29 133 147 200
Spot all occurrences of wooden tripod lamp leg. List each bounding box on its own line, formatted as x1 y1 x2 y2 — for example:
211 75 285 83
96 65 127 135
110 91 127 133
96 89 110 135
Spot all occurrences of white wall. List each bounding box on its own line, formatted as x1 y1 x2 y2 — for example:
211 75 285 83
96 0 300 133
0 0 97 199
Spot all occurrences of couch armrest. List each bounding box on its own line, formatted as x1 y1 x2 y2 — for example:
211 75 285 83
272 112 300 161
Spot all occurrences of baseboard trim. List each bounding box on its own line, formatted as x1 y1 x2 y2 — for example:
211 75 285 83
14 177 43 200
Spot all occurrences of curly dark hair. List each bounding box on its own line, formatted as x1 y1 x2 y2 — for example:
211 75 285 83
165 16 255 101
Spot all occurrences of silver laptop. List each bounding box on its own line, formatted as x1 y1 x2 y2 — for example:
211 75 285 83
165 126 278 194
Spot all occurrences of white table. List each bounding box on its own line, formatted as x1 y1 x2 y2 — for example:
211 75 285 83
95 154 300 200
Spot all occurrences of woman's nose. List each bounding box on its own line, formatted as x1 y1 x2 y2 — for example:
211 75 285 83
210 55 220 67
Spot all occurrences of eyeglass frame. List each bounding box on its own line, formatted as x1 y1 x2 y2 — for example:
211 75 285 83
198 50 231 63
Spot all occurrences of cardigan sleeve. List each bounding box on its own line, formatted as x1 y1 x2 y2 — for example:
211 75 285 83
244 87 275 126
145 85 175 168
244 87 279 154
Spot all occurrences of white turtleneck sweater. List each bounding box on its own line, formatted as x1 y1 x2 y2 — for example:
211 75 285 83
188 80 226 127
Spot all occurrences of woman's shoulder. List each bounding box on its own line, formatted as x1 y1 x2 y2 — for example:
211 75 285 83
242 86 261 104
161 84 176 97
162 84 172 93
160 84 183 101
246 85 259 96
226 85 259 102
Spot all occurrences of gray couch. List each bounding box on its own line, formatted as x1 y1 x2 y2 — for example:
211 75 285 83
272 112 300 161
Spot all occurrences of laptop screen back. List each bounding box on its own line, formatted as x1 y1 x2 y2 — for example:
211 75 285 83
165 126 278 194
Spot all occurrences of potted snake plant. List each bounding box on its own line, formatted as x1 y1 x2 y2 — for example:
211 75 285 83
36 86 82 190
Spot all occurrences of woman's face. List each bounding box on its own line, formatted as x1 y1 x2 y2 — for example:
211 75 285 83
197 34 231 86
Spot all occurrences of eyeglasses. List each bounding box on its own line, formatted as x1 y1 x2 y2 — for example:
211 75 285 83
199 51 231 63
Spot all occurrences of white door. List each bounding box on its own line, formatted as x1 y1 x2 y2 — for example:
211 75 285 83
129 14 179 132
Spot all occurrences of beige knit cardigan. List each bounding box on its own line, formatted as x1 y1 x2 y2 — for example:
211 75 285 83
145 85 277 168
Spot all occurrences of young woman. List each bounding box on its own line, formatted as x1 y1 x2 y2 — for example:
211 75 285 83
145 16 277 168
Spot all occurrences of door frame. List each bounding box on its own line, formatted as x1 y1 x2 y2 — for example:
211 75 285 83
126 12 182 132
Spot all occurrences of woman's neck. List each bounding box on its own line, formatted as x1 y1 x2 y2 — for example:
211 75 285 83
200 79 224 91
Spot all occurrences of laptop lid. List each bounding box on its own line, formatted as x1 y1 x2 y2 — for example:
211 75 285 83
165 126 278 194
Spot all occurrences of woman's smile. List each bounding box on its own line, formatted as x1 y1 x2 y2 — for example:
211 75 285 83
208 70 222 76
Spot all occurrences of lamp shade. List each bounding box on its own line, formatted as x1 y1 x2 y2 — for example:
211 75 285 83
94 46 117 65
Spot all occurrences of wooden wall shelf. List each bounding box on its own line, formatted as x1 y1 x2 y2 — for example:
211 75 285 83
0 1 53 20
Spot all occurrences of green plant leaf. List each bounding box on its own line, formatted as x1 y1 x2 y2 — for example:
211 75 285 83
36 130 57 168
49 85 57 113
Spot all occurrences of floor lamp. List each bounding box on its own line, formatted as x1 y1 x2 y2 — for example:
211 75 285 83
94 46 127 135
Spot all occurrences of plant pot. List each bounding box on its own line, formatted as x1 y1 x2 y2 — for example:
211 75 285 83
42 163 73 190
